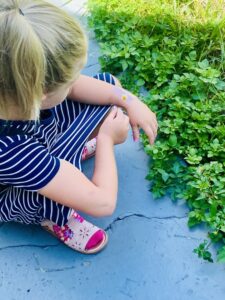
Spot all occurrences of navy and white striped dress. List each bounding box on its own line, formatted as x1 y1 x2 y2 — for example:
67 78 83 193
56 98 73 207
0 73 115 226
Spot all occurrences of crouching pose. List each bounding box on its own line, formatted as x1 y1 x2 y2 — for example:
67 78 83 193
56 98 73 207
0 0 157 254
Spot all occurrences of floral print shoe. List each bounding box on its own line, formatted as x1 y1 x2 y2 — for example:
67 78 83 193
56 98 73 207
81 137 97 161
41 211 108 254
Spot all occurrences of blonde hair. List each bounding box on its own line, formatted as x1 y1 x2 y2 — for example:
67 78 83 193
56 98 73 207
0 0 87 120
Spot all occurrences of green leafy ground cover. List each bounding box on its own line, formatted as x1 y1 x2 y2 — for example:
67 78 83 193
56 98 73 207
88 0 225 262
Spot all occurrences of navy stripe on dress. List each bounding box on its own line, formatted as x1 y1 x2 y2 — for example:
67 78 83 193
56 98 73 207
0 72 116 226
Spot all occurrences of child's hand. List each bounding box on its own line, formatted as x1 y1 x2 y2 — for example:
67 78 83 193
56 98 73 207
126 97 158 144
98 106 130 145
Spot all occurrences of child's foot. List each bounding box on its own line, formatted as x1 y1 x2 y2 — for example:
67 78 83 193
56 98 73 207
81 137 97 161
41 211 108 254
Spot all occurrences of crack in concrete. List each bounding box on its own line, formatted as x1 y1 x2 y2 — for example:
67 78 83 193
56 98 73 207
173 234 201 241
35 265 77 273
104 213 188 231
0 214 188 250
175 274 189 285
0 243 60 251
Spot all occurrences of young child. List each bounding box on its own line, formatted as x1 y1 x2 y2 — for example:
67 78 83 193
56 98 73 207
0 0 157 254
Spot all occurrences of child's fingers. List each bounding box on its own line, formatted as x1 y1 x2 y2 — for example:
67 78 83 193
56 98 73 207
132 125 140 142
115 107 127 120
144 125 155 145
107 106 118 119
107 106 128 123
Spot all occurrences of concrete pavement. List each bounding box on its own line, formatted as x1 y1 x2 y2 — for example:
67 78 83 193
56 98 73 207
0 1 224 299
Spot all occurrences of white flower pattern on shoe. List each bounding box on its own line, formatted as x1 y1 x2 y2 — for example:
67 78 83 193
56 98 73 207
79 226 91 239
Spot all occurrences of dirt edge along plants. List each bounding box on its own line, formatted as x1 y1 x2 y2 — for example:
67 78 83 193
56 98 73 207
88 0 225 263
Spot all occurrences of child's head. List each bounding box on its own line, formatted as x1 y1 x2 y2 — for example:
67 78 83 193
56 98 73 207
0 0 87 120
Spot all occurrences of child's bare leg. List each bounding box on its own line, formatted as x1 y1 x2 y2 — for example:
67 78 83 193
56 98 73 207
87 75 122 141
81 76 123 160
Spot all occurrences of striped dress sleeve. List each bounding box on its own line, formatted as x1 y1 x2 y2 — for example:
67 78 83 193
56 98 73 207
0 136 60 191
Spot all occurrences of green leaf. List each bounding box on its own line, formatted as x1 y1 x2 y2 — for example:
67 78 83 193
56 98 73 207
158 169 170 182
162 171 169 182
136 79 145 86
121 60 128 71
198 59 209 69
172 162 181 174
215 80 225 90
217 246 225 263
193 240 213 263
168 134 177 147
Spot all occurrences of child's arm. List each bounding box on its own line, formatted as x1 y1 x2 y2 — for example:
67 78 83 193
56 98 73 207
68 74 132 110
39 107 129 217
39 136 117 217
68 74 158 145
